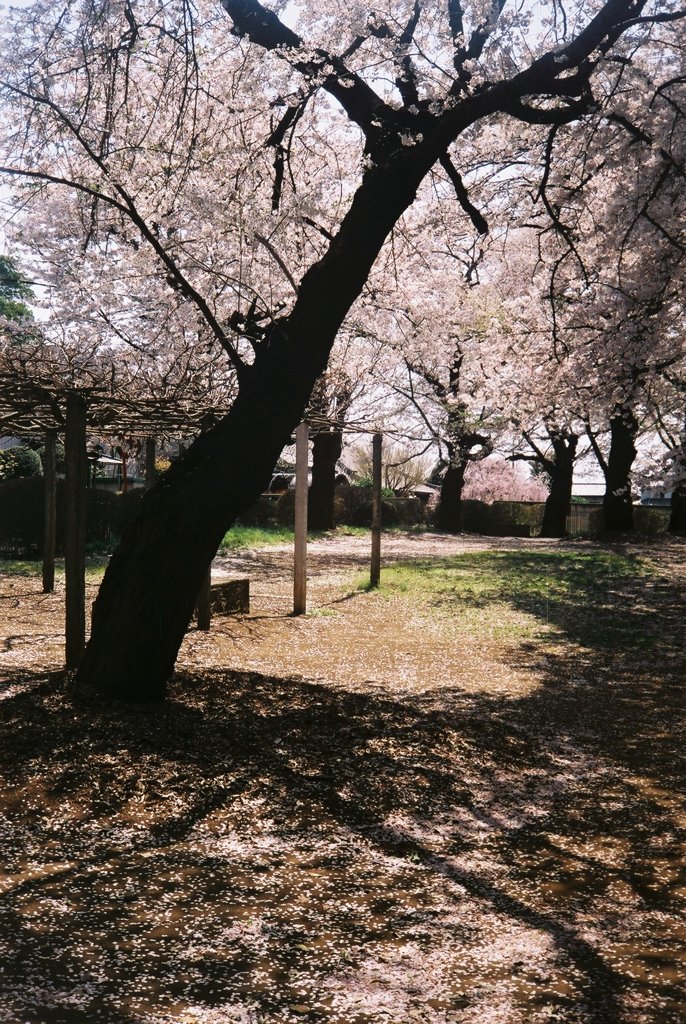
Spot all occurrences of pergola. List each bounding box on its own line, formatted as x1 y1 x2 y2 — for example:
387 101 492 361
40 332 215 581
0 369 231 668
1 365 387 672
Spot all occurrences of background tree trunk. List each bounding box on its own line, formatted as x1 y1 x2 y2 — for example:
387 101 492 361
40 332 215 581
669 478 686 534
437 421 492 534
668 412 686 534
540 434 578 538
602 406 638 532
308 430 342 531
437 454 467 533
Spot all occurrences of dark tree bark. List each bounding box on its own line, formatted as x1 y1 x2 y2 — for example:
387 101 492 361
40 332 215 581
437 456 468 533
669 479 686 533
602 406 639 532
437 426 492 534
64 394 88 669
308 430 343 531
42 429 57 593
668 411 686 534
540 433 578 538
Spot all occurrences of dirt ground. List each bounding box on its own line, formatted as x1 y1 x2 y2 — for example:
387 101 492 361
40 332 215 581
0 533 685 1024
0 531 590 694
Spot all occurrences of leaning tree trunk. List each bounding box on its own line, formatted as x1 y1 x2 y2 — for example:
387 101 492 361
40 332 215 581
602 406 639 532
540 433 578 538
76 148 432 701
308 430 342 531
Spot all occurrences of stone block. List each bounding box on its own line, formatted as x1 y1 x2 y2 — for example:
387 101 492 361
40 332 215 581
210 577 249 615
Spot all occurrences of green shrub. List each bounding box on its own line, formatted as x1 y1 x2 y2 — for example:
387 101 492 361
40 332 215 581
36 442 66 471
458 500 545 536
634 506 669 536
236 493 281 527
349 498 402 527
460 499 492 533
353 476 395 499
0 446 42 481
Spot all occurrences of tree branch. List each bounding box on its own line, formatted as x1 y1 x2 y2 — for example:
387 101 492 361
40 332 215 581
522 429 553 471
220 0 390 136
447 0 465 44
0 165 129 215
439 153 488 234
266 91 311 211
584 421 608 476
254 232 299 293
394 1 422 108
502 96 594 125
607 112 686 180
449 0 507 86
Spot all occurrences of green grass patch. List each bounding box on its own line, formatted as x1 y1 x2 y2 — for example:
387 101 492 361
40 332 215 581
220 525 295 551
0 559 43 577
220 524 376 550
0 558 108 580
362 549 657 651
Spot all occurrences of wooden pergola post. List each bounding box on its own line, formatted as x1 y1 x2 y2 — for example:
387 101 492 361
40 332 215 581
144 436 156 490
64 393 87 669
293 422 309 615
370 432 382 588
42 429 57 594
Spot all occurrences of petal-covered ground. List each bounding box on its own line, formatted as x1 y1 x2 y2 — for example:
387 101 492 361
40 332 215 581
0 534 684 1023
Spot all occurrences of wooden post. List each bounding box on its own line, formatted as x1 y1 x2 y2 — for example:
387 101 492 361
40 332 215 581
293 422 309 615
65 394 87 669
370 432 382 588
197 567 212 631
144 437 156 490
42 429 57 594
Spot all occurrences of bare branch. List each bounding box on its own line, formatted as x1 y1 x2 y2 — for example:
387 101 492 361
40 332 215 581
521 430 553 471
439 153 489 234
254 232 299 293
585 420 608 476
394 1 422 108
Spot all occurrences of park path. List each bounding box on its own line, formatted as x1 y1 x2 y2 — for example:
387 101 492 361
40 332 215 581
1 530 532 685
180 532 567 696
1 531 683 696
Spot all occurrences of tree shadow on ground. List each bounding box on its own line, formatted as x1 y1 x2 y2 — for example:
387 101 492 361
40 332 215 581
0 544 684 1023
401 547 685 781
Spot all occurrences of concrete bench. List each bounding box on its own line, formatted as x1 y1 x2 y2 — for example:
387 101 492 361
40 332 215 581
209 577 250 615
195 576 249 630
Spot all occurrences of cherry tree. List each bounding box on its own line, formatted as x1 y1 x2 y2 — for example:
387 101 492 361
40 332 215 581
438 224 587 537
530 36 685 530
367 270 502 532
462 457 548 503
1 0 681 699
484 38 686 534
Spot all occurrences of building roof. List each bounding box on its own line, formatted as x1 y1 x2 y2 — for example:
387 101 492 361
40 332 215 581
572 481 605 498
